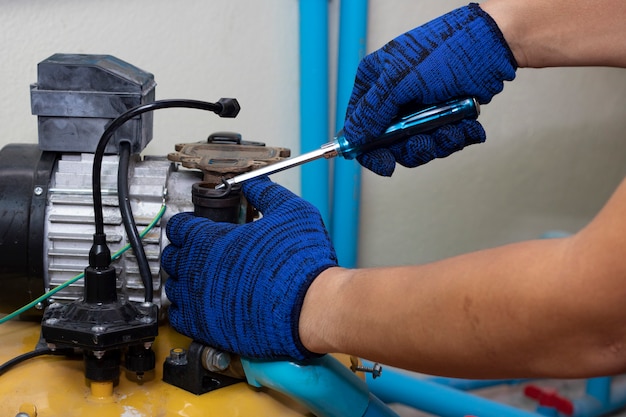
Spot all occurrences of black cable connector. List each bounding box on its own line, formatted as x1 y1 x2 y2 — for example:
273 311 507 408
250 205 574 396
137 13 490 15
216 98 241 118
89 232 112 269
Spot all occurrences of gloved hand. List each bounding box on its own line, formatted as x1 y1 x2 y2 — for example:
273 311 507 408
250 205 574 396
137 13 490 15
344 3 517 176
162 177 338 360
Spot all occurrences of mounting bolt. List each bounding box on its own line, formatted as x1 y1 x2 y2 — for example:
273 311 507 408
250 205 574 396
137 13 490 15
167 348 188 366
201 346 231 372
33 186 44 196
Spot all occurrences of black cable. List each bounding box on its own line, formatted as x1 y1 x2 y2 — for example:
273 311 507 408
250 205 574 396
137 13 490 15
0 348 74 377
91 98 235 237
117 140 153 302
89 97 239 305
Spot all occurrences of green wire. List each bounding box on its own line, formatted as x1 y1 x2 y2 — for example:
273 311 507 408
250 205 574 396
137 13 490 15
0 205 167 325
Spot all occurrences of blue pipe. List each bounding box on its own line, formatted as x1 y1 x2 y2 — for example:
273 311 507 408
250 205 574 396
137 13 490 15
299 0 330 224
241 356 399 417
369 364 626 417
426 376 528 391
586 377 611 406
331 0 368 268
365 365 541 417
570 377 626 417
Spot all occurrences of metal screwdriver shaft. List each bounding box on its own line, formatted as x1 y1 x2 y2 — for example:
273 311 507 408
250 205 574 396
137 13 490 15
216 97 479 189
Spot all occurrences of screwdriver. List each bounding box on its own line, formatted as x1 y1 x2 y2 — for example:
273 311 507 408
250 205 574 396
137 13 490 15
216 97 479 189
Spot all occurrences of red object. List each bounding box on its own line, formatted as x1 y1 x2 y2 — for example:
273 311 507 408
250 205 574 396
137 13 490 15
524 384 574 416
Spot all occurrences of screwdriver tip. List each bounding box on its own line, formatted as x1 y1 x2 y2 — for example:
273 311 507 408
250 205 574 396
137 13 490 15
214 177 234 190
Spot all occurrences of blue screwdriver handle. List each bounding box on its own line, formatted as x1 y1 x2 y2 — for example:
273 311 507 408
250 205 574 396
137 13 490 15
335 97 480 160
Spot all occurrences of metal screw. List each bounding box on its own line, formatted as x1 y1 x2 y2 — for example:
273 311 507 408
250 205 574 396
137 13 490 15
93 350 105 359
351 361 383 379
35 302 44 310
33 186 43 196
45 318 59 326
91 325 106 333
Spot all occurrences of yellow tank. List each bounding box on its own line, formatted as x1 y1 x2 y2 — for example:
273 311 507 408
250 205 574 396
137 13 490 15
0 320 312 417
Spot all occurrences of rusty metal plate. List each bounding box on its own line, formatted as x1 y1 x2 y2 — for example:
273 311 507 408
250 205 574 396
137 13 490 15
168 140 290 183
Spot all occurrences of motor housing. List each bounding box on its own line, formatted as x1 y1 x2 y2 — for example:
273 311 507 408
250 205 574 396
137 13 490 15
0 54 289 320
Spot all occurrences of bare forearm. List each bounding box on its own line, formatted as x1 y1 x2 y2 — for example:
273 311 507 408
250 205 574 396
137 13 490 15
300 179 626 379
301 240 586 378
301 242 626 378
481 0 626 68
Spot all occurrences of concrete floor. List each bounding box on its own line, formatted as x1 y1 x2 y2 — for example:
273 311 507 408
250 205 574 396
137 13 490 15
383 375 626 417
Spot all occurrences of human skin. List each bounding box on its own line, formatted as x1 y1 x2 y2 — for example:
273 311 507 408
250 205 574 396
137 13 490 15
483 0 626 68
298 0 626 379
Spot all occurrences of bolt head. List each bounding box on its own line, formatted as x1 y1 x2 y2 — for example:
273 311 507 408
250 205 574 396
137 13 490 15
168 348 188 365
211 351 231 371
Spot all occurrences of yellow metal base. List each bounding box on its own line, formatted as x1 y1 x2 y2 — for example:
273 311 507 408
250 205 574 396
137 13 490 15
0 321 313 417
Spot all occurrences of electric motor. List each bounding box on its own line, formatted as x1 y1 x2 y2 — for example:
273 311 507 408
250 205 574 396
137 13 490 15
0 54 288 320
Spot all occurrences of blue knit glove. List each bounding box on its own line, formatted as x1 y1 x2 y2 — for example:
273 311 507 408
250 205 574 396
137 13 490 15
162 177 338 360
344 3 517 176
